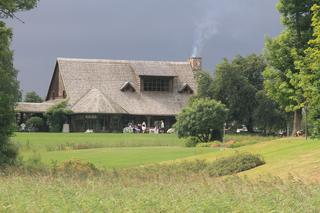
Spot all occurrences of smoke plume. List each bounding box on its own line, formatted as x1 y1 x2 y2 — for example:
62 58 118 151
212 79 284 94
191 14 218 57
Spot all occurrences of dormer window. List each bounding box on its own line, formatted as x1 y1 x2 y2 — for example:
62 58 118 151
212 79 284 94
120 82 136 92
141 76 172 92
178 83 194 94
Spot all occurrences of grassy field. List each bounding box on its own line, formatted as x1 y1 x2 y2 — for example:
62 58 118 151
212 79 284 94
13 133 216 168
37 147 214 168
13 133 185 150
183 137 320 180
3 133 320 212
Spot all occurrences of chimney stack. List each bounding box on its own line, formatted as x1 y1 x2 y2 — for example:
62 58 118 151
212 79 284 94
189 57 202 71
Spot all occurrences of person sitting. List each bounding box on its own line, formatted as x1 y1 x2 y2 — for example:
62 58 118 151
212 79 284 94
142 122 147 133
160 120 165 133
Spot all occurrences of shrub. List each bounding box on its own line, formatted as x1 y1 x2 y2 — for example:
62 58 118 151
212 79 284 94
223 140 236 148
207 153 265 177
0 142 19 165
45 101 72 132
196 141 222 148
57 159 99 178
26 116 44 131
228 140 258 148
174 98 227 142
185 137 201 147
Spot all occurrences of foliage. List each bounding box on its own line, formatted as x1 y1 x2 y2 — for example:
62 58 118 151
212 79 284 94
0 0 38 165
57 160 99 178
263 0 320 135
194 70 214 99
212 55 266 132
0 21 19 164
0 142 18 165
296 5 320 137
24 91 43 103
206 153 265 177
25 116 44 131
45 101 71 132
0 0 38 19
174 98 227 142
263 32 304 112
196 141 222 148
185 137 200 147
253 91 287 134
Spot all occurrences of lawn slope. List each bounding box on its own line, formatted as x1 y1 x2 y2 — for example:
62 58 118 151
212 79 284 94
184 137 320 180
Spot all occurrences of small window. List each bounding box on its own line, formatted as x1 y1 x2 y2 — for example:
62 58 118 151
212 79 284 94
52 91 55 100
143 77 170 92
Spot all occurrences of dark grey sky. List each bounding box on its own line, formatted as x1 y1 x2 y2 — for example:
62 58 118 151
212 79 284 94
6 0 282 97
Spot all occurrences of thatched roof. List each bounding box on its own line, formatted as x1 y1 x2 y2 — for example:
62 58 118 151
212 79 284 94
18 58 197 116
71 88 127 114
15 100 61 113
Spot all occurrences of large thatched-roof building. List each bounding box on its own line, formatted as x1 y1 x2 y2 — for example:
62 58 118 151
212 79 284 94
16 57 201 132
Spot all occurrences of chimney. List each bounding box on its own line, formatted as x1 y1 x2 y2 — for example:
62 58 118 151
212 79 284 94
189 57 202 71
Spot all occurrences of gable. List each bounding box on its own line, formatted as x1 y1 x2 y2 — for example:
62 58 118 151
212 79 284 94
120 82 136 92
178 83 194 94
46 63 66 101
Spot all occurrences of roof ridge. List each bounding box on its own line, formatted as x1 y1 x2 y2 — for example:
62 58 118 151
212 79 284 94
57 57 189 65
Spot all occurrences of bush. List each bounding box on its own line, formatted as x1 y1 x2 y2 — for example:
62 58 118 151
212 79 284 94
45 101 72 132
185 137 201 147
196 141 222 148
26 116 44 131
174 98 227 142
57 159 99 178
207 153 265 177
0 142 19 165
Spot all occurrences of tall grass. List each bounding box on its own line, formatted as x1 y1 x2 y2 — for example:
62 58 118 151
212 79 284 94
0 171 319 212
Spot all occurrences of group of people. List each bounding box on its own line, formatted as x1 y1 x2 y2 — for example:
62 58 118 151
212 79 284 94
125 120 165 134
129 122 147 133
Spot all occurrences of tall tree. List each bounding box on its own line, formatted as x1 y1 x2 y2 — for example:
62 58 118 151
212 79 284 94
194 70 214 99
264 0 320 135
253 91 287 134
24 91 43 103
296 4 320 137
212 55 266 132
0 0 38 164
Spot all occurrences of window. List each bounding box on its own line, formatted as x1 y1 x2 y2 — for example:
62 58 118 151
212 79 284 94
143 77 170 91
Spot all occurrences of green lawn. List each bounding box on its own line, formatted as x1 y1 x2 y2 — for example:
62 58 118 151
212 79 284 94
13 132 185 151
14 133 217 168
35 147 215 168
183 137 320 180
14 133 271 169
